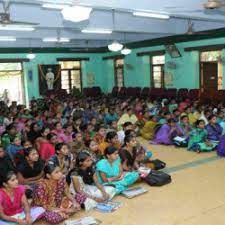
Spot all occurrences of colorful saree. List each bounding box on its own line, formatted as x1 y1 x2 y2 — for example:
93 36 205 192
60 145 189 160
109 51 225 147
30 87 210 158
33 178 74 224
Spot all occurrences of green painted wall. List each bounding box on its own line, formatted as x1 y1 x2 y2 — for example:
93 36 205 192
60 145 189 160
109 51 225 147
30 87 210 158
101 37 225 92
0 53 102 104
2 36 225 103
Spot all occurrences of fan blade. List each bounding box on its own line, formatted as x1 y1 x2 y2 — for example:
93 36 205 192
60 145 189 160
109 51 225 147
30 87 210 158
2 20 39 26
168 10 203 13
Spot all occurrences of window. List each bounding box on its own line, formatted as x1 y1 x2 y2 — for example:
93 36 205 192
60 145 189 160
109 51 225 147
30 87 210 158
59 61 82 93
151 55 165 88
0 62 24 104
114 58 124 88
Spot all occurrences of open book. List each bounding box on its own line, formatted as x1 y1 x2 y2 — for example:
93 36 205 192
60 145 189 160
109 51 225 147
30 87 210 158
95 201 122 213
122 187 148 199
65 216 101 225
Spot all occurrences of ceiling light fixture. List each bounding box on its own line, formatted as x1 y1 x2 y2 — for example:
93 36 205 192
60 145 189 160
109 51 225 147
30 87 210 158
26 53 36 60
0 25 35 31
121 47 131 55
82 29 112 34
42 3 70 9
133 11 170 19
0 36 16 41
108 40 123 52
61 6 92 22
42 37 70 42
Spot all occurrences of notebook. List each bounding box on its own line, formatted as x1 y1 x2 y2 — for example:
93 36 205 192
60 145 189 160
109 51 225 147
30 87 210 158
122 187 148 199
95 201 122 213
65 216 101 225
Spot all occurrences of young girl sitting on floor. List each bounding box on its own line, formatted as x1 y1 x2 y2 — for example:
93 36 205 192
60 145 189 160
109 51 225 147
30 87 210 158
96 146 139 194
0 171 45 225
33 163 80 224
206 115 222 145
68 152 116 211
188 120 217 153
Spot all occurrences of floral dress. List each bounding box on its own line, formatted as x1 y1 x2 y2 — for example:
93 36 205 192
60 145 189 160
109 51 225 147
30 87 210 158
33 178 74 224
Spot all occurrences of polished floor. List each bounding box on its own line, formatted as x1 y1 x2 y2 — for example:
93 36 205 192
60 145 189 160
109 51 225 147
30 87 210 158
36 139 225 225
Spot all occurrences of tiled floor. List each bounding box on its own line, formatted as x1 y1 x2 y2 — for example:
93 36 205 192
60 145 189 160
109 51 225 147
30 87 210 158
35 140 225 225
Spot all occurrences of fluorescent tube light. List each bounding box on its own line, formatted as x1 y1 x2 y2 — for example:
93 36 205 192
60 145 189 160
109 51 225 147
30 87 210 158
0 25 35 31
133 11 170 19
82 29 112 34
42 37 70 42
0 36 16 41
42 3 70 9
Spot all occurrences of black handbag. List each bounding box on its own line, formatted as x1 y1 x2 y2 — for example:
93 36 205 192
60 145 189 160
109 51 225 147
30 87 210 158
149 159 166 170
144 170 171 186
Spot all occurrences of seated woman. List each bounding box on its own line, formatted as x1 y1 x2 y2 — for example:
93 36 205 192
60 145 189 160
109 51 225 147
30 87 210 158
33 163 80 224
58 124 73 144
16 147 45 187
173 115 192 147
68 152 116 211
84 140 102 163
99 131 121 156
38 133 57 161
49 143 72 175
188 120 217 153
0 146 15 175
0 171 45 225
206 115 222 144
119 135 146 171
96 146 139 194
151 118 183 145
93 126 106 145
6 136 23 165
140 115 157 140
71 132 86 159
27 122 41 144
52 122 65 140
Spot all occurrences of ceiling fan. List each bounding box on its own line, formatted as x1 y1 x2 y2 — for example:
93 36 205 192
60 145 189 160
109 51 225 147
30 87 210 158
203 0 225 9
164 0 225 14
184 20 211 35
0 0 39 26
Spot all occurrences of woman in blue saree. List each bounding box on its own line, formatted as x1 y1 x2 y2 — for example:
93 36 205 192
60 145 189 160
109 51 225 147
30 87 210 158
206 115 222 144
96 146 139 194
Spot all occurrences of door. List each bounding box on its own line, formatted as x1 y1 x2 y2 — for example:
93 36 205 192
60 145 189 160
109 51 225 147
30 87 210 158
201 62 218 92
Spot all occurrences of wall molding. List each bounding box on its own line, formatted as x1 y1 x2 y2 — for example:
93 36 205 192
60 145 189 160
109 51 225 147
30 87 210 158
184 44 225 52
56 57 90 61
137 50 165 57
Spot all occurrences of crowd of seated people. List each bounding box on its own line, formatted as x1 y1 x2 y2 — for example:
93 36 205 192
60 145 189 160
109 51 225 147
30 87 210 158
0 95 225 224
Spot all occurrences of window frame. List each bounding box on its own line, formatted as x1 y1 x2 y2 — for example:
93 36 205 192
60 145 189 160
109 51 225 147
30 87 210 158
59 61 83 93
150 55 165 88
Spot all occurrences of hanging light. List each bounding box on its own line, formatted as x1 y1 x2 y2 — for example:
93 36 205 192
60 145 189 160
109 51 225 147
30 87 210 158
26 53 36 60
121 47 132 55
61 6 92 22
108 40 123 52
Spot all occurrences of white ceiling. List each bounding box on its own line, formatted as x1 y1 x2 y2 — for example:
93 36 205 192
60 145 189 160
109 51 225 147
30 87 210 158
0 0 225 48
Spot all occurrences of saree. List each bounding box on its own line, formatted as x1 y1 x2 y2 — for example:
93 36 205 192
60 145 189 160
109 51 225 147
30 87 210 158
206 123 222 142
140 120 157 140
33 178 73 224
96 158 139 194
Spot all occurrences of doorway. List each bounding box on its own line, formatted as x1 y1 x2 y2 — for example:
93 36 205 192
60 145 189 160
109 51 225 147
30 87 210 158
200 51 222 92
200 62 218 92
0 62 25 105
